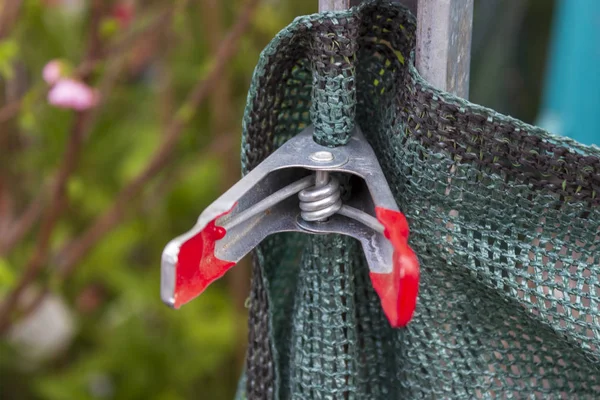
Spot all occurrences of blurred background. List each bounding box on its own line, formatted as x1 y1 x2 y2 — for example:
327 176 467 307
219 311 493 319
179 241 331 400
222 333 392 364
0 0 594 398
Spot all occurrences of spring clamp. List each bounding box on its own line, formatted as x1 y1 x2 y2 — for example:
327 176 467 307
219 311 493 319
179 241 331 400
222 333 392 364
161 125 420 327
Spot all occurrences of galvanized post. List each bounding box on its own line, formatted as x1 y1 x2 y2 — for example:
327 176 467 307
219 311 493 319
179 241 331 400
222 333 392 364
350 0 417 13
415 0 474 99
318 0 473 99
319 0 351 11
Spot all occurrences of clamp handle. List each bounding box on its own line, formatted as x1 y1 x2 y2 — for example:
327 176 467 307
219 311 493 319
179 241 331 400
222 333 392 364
372 207 420 327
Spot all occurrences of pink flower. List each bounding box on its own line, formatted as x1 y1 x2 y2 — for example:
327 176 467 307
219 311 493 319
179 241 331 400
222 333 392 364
112 4 134 29
47 79 99 111
42 60 65 85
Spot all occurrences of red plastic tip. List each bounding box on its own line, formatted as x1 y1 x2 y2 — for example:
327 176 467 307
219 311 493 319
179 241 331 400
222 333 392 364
173 210 235 308
371 207 420 328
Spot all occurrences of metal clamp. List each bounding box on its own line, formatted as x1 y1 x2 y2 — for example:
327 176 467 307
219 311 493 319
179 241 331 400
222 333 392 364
161 125 419 327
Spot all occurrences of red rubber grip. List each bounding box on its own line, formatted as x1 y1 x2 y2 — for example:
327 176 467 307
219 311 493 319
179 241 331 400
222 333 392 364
172 206 420 329
371 207 420 328
173 210 235 308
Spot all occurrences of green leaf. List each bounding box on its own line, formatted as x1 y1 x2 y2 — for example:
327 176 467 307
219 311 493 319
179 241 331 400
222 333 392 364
175 103 194 124
0 258 15 289
100 17 119 39
0 39 19 79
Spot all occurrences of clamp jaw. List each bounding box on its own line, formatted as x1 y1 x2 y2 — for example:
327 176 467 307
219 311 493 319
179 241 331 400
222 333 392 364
161 125 419 327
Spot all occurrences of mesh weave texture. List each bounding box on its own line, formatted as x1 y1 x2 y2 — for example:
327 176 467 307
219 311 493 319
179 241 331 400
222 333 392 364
239 2 600 398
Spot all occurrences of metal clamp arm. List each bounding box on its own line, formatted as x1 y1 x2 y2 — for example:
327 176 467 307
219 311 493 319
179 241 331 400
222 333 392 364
161 125 420 327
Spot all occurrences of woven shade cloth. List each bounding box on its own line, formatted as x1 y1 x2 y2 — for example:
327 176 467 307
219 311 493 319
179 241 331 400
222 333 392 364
236 1 600 398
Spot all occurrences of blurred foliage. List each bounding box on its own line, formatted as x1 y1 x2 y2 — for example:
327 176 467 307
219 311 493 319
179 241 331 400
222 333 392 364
0 1 315 399
0 0 553 399
470 0 555 123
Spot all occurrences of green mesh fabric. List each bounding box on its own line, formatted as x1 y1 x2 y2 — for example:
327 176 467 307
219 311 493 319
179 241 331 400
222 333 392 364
239 1 600 398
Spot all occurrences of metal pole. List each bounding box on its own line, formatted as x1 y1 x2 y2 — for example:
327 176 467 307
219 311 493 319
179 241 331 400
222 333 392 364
415 0 473 99
319 0 350 11
319 0 472 98
332 0 417 13
317 0 473 99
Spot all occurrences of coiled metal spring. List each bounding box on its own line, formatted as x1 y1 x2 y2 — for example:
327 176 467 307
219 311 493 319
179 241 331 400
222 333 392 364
221 170 384 234
298 171 342 221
